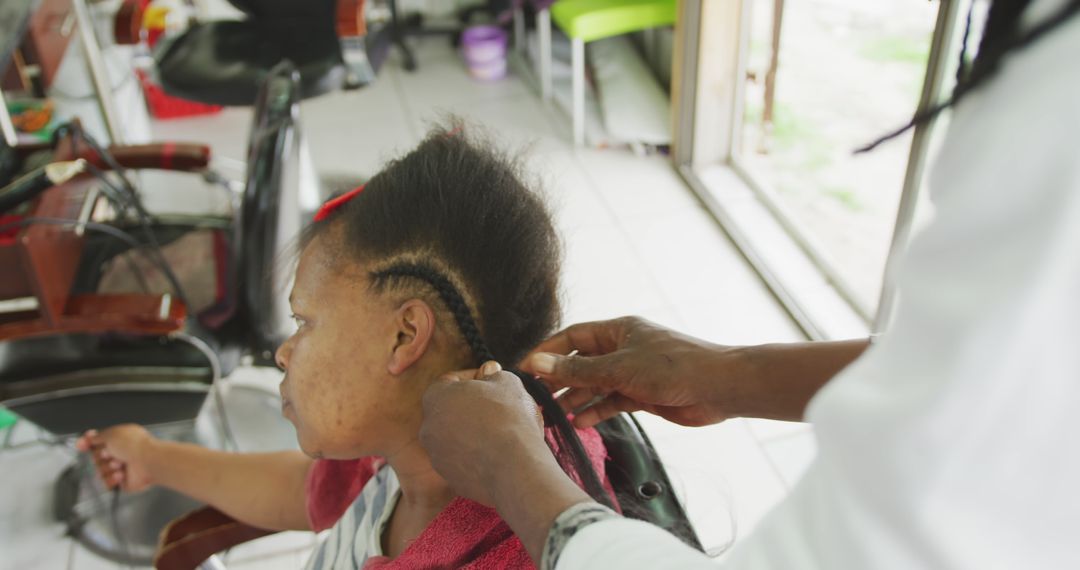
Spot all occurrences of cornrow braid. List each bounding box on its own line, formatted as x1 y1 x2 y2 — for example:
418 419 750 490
372 261 617 510
857 0 1080 153
372 262 493 363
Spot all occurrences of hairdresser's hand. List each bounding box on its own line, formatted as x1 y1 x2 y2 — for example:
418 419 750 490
420 361 548 506
75 425 157 492
521 316 741 428
421 361 594 565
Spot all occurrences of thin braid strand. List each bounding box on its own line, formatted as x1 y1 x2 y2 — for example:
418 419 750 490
856 0 1080 154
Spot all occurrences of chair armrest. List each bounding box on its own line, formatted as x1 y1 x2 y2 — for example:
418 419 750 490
336 0 367 38
114 0 145 46
65 293 187 333
11 141 54 157
155 506 277 570
78 143 212 172
0 293 186 342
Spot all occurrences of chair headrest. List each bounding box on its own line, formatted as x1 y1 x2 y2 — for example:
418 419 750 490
227 0 336 20
239 61 305 363
596 413 705 551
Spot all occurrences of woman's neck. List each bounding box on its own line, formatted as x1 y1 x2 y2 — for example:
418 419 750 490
381 355 464 509
384 438 456 509
379 439 456 558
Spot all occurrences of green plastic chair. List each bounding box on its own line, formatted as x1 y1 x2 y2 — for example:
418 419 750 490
0 407 16 427
538 0 677 145
0 407 17 446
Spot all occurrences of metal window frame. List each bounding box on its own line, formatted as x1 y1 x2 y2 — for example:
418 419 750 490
873 0 967 332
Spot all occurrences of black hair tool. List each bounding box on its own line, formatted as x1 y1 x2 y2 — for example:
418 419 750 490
0 159 87 214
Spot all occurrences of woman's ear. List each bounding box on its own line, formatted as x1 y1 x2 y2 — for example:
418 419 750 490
387 299 437 375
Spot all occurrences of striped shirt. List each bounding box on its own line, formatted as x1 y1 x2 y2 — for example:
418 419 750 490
301 425 612 569
304 463 401 570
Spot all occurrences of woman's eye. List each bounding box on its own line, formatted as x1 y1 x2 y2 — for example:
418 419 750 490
291 314 306 330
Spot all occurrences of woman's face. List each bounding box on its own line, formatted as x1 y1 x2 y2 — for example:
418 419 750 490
274 235 423 460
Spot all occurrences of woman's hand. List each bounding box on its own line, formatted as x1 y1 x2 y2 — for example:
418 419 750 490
519 317 745 428
75 424 158 492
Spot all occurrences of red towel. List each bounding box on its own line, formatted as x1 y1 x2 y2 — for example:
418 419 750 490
305 426 613 569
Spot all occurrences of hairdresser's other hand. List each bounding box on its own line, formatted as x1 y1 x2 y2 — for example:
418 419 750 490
521 316 740 428
420 361 548 507
75 424 157 492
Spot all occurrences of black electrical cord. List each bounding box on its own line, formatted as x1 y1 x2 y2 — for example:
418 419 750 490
9 127 211 566
77 451 134 569
28 125 235 563
53 124 141 205
50 123 191 309
170 331 239 453
0 217 188 305
83 161 136 219
78 160 191 305
0 161 86 214
109 245 153 295
61 128 241 455
109 487 133 568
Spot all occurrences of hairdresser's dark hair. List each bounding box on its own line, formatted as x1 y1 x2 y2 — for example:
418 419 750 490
859 0 1080 152
302 122 615 509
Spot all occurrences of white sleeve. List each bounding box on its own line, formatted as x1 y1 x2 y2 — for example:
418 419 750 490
715 8 1080 570
567 11 1080 570
557 518 719 569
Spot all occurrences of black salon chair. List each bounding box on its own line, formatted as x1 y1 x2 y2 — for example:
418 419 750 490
0 62 308 565
597 412 703 550
0 140 21 188
153 0 375 106
152 411 702 570
0 61 304 433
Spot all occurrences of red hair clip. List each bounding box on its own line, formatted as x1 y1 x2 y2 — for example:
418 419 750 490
313 184 365 222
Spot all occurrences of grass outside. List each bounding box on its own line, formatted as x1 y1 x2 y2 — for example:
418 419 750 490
739 0 938 308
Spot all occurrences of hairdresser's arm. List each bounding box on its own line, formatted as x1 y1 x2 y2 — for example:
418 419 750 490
486 447 717 570
77 425 313 531
520 317 869 427
422 366 715 568
421 366 591 562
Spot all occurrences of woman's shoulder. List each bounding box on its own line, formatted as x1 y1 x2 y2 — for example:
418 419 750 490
544 425 608 477
306 456 387 532
575 425 607 473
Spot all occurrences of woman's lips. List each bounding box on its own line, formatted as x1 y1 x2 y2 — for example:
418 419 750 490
279 383 292 414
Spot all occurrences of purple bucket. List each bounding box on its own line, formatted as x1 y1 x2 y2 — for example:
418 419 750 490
461 25 509 81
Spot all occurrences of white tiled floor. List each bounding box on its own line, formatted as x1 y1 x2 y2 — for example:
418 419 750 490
1 37 818 569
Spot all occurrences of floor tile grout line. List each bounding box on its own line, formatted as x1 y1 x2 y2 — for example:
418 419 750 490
566 151 639 235
570 152 703 226
569 155 803 341
402 85 537 113
390 47 540 124
567 151 686 313
749 423 815 446
386 68 424 143
405 94 557 135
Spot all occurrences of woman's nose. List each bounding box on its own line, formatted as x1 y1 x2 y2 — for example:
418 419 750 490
275 340 291 371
